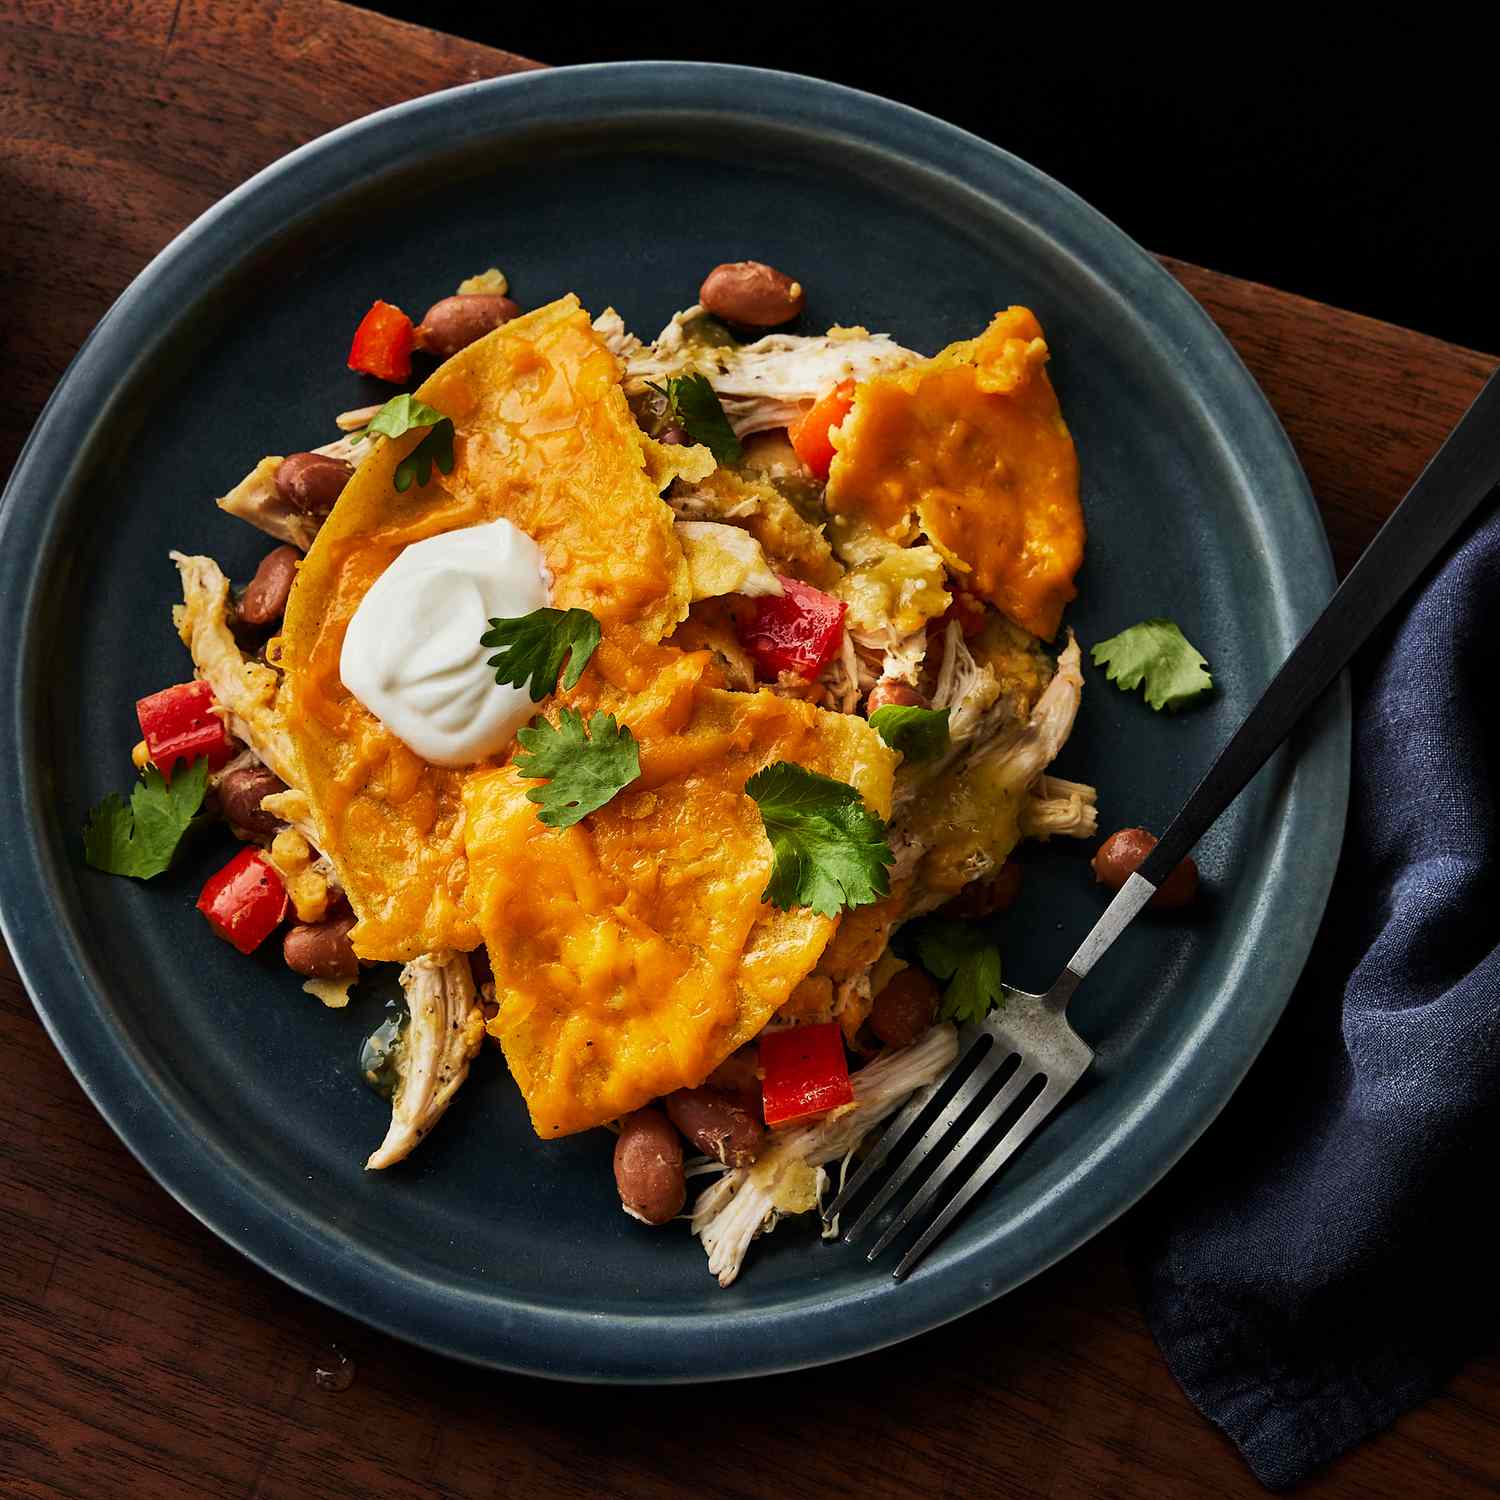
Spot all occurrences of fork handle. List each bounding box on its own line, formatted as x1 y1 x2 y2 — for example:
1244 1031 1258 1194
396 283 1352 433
1055 364 1500 1005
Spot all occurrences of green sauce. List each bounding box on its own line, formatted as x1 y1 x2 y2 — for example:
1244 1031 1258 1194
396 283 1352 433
684 315 740 350
768 473 829 524
360 1009 408 1101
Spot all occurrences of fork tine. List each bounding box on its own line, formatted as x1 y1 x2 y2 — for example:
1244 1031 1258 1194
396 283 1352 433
863 1061 1041 1261
824 1031 994 1226
821 1083 933 1224
891 1072 1081 1281
841 1040 1017 1245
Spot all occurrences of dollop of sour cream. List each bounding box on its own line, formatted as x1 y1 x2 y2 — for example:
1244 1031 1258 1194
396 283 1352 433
339 519 550 767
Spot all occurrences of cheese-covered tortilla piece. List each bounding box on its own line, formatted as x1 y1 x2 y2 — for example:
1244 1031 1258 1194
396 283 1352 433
279 295 695 961
462 631 898 1137
825 307 1084 640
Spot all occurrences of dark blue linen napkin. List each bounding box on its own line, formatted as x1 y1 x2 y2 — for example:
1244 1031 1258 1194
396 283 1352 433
1128 503 1500 1489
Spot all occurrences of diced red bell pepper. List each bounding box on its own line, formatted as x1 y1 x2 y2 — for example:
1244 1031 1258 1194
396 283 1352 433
788 379 855 480
347 299 415 383
760 1022 854 1127
737 575 848 680
135 680 235 779
196 848 289 956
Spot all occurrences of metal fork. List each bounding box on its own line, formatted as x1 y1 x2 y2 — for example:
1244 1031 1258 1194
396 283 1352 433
825 364 1500 1280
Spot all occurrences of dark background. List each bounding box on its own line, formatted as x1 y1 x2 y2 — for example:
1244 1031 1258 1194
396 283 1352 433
357 13 1498 353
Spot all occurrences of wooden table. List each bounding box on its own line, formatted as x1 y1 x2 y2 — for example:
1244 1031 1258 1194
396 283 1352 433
3 4 1497 1496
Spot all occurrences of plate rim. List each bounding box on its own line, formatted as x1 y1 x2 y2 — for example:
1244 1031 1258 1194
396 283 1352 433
0 61 1350 1382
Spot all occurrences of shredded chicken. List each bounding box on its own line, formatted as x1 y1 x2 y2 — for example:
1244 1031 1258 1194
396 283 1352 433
335 404 381 431
862 624 927 687
844 635 884 692
819 627 863 715
170 552 303 790
366 951 486 1170
820 1149 857 1239
888 621 1009 815
592 306 643 362
169 557 356 897
1020 774 1099 840
624 305 921 437
894 635 1089 907
931 620 1004 748
215 427 357 550
216 458 319 551
978 635 1087 786
833 971 874 1039
666 486 759 522
773 623 1090 1035
692 1025 960 1286
311 430 365 467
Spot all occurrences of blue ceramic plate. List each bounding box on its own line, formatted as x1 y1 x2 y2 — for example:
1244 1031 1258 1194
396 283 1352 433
0 64 1348 1381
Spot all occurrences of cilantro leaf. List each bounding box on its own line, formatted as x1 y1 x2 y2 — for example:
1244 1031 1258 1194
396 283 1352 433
869 704 951 763
901 916 1005 1024
648 373 744 465
513 707 640 828
393 421 455 492
744 761 894 918
83 758 209 879
1091 620 1213 711
481 607 602 701
352 393 456 493
362 393 450 441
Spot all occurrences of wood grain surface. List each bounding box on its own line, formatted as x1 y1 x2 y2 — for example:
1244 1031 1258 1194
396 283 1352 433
2 3 1497 1496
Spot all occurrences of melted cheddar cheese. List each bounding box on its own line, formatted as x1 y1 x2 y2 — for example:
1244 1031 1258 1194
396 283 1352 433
279 296 697 961
462 644 897 1137
826 307 1084 640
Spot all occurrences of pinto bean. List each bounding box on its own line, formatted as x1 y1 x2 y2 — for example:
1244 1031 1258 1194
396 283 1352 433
657 424 690 446
1092 826 1154 887
274 453 352 518
414 294 520 359
664 1088 765 1167
869 967 940 1048
942 861 1024 919
706 1046 763 1116
216 765 289 837
865 680 929 716
238 545 300 628
1153 856 1201 910
282 913 359 980
613 1108 685 1225
1091 827 1199 910
699 261 805 327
